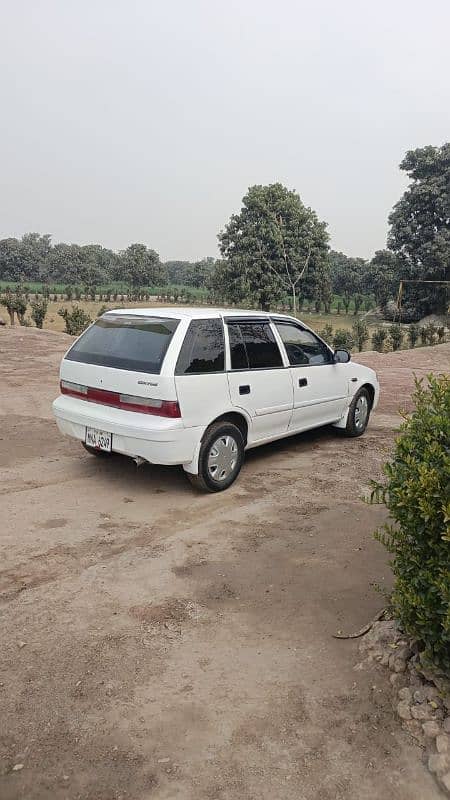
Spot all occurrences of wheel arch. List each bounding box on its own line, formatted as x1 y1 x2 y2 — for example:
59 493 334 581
360 382 375 409
202 411 249 447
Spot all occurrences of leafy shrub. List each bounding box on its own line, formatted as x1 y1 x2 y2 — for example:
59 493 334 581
371 327 387 352
352 319 369 351
318 323 333 343
31 298 48 329
389 323 403 351
407 323 420 348
437 326 446 343
353 293 363 315
58 305 92 335
370 375 450 672
333 328 354 350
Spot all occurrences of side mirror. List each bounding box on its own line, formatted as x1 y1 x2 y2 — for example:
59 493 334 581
334 348 351 363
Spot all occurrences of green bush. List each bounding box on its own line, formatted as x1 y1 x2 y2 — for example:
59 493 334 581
333 328 354 350
31 298 48 329
370 375 450 671
58 305 92 336
407 323 420 348
371 327 387 352
389 323 403 351
352 319 369 351
318 323 333 344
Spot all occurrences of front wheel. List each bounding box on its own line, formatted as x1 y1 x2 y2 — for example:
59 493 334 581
344 388 371 437
187 422 244 492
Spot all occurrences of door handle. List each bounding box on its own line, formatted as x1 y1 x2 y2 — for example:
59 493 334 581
298 377 308 388
239 384 250 395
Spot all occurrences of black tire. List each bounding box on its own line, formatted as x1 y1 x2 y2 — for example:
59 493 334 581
82 442 112 457
187 421 245 492
344 388 371 437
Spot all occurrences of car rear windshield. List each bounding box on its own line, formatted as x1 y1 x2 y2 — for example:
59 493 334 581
65 315 179 373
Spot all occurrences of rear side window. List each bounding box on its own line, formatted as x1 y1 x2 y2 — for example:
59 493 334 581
228 322 283 369
65 315 179 373
275 322 332 366
175 318 225 375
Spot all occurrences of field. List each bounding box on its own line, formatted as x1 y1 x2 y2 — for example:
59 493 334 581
1 325 448 800
2 297 379 337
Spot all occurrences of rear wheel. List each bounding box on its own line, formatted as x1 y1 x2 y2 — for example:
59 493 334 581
82 442 112 457
344 388 371 437
187 421 244 492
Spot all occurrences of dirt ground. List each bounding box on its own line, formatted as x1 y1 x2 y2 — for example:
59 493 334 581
0 328 448 800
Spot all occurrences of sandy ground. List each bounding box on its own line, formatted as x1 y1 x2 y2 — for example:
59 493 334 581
0 328 448 800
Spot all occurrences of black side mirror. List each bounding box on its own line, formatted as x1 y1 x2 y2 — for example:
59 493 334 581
333 348 351 363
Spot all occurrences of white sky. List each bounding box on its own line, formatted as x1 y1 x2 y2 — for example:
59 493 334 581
0 0 449 260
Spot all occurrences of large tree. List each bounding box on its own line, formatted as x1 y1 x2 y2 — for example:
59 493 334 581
121 243 165 287
328 250 368 296
218 183 330 312
387 143 449 317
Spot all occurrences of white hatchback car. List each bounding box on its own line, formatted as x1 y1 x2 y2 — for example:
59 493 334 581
53 308 379 491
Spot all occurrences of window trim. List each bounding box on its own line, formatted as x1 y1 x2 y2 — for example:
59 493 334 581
272 319 334 368
226 319 285 371
174 317 226 376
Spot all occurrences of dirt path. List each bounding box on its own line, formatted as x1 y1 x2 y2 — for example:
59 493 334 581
0 329 448 800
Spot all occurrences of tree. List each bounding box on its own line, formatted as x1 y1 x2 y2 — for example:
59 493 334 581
218 184 330 312
328 251 367 296
333 328 354 350
58 306 92 335
407 323 420 348
368 250 401 311
121 243 165 287
352 319 369 352
387 143 450 318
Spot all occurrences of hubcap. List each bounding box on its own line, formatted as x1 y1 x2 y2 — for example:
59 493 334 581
354 395 368 431
207 435 238 482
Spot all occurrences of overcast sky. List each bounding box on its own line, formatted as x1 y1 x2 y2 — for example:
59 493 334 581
0 0 449 261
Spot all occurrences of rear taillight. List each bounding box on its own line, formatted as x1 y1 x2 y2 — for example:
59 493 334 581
60 381 181 418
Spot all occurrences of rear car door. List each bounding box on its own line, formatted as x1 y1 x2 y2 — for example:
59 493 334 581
174 317 229 427
226 319 293 443
273 321 349 431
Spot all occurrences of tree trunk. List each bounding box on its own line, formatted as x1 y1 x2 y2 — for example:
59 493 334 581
292 286 297 315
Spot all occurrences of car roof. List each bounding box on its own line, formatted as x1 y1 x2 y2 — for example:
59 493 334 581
105 306 300 322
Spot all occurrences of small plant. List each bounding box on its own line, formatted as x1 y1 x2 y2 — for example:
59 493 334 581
425 322 437 345
352 319 369 352
30 298 48 329
369 375 450 672
407 323 420 348
65 285 73 301
318 324 333 343
314 297 321 313
58 305 92 335
336 300 342 315
333 328 354 350
437 326 446 343
371 327 387 352
97 304 110 317
420 325 428 346
74 286 82 301
388 323 403 351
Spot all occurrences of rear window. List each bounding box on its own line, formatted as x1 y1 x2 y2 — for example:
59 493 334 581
65 315 179 373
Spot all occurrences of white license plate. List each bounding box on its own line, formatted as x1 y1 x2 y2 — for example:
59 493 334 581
85 426 112 452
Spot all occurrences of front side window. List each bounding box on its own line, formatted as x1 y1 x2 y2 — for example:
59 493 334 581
275 323 332 366
65 315 179 373
175 318 225 374
228 322 283 370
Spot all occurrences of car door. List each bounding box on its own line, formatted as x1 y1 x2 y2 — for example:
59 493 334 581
225 318 293 443
174 317 229 427
273 320 349 431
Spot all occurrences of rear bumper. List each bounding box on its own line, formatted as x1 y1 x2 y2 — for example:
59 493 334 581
52 395 203 466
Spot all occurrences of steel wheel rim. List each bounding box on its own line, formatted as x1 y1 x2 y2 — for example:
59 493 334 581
207 435 238 482
354 395 368 431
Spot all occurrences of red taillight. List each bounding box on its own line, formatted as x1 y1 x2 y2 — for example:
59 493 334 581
60 381 181 418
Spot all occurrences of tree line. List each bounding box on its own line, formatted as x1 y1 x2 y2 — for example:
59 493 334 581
1 143 448 320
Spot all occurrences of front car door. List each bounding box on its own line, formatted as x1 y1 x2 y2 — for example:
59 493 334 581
225 318 293 444
272 320 349 432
